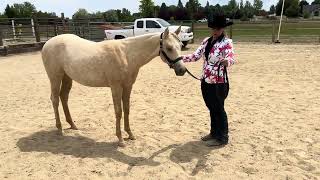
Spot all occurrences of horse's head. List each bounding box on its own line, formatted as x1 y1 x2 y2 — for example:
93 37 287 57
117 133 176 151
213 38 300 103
159 27 187 76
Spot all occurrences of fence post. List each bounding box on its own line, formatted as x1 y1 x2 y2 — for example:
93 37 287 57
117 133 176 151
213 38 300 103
61 13 66 33
272 21 276 43
32 15 41 42
0 29 3 46
53 18 58 36
31 18 35 37
191 21 194 44
11 19 16 39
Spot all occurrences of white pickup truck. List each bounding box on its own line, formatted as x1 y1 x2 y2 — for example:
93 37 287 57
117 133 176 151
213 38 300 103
105 18 194 47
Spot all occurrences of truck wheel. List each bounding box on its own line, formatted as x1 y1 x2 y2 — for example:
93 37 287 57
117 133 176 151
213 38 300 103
182 41 189 47
115 35 125 39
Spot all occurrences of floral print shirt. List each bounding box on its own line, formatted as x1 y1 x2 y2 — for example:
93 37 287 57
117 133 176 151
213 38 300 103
182 37 235 84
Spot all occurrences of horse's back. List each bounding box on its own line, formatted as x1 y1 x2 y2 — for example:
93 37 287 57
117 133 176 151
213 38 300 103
41 34 118 87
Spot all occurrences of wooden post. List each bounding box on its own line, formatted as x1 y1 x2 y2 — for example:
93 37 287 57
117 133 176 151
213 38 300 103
61 13 66 33
32 15 41 42
0 29 3 46
272 21 276 43
54 18 58 36
229 25 233 39
88 19 91 40
191 21 194 44
31 18 35 37
11 19 16 39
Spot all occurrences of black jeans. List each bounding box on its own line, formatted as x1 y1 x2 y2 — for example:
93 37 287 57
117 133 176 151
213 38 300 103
201 80 229 143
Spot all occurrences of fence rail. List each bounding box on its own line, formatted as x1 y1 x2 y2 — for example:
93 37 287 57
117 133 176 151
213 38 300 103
1 17 320 46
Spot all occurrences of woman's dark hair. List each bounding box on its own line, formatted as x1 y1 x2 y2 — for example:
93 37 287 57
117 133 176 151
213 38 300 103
205 32 225 60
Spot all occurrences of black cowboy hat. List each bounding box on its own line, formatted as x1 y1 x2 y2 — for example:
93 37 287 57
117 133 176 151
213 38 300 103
208 12 233 28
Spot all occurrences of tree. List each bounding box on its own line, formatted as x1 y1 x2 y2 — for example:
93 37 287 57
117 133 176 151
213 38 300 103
303 11 311 18
72 8 90 19
133 13 142 19
205 1 210 17
5 2 37 18
176 1 189 20
154 5 160 17
240 0 244 10
311 0 320 5
276 0 300 17
159 3 170 20
104 10 119 22
227 0 239 18
269 5 276 14
168 5 177 20
244 1 254 18
13 2 36 17
299 0 309 14
186 0 201 19
177 0 184 9
120 8 134 22
4 4 16 18
276 0 295 16
253 0 263 14
36 11 57 18
285 0 300 17
139 0 155 18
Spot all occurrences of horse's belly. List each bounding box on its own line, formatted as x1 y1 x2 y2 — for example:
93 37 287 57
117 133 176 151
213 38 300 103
64 64 110 87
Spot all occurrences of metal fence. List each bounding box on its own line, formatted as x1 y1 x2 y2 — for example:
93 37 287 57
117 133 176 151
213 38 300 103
1 17 320 46
186 20 320 43
0 17 133 46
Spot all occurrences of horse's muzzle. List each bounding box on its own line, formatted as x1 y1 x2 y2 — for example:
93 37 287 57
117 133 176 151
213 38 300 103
174 67 187 76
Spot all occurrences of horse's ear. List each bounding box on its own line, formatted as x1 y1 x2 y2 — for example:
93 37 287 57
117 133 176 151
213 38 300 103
163 27 170 38
175 26 181 35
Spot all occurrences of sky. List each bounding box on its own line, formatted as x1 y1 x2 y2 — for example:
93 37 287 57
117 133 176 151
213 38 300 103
0 0 315 18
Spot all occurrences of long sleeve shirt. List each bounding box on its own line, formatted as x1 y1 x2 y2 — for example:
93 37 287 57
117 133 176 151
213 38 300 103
182 37 235 84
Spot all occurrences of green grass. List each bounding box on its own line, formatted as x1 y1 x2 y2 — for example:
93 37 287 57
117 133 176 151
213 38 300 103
191 22 320 43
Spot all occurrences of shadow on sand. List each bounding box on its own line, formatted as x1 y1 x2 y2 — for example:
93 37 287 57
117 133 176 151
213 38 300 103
17 130 223 175
16 130 160 167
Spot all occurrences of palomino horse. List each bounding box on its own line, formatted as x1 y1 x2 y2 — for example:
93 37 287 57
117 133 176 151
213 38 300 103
41 27 186 147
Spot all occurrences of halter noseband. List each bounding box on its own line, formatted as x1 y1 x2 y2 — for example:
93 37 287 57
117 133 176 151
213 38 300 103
159 33 182 68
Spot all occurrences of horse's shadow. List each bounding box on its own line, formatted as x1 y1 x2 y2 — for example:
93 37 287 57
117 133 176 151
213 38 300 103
16 130 160 167
17 130 223 175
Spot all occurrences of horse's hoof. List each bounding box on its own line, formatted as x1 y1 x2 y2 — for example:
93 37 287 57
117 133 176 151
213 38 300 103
129 136 136 140
118 141 126 147
70 126 78 130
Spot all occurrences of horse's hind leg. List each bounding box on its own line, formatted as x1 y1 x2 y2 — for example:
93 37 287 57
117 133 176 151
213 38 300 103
49 76 63 135
60 74 78 130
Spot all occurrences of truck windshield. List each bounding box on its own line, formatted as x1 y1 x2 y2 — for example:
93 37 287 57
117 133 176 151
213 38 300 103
156 19 171 27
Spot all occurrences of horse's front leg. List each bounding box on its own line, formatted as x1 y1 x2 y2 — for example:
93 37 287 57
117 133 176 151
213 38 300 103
123 85 135 140
111 85 125 147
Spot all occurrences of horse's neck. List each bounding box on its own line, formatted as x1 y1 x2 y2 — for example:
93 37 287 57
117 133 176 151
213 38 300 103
124 33 160 67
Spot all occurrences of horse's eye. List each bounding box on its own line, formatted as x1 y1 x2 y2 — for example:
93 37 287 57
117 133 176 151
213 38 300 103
167 47 173 51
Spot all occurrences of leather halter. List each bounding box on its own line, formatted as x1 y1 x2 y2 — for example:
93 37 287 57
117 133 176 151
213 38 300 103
159 33 183 68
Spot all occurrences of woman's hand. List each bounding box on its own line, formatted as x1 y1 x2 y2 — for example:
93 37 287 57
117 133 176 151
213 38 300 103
220 59 229 67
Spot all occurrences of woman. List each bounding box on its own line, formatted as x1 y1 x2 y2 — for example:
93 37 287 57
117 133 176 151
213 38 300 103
182 13 235 146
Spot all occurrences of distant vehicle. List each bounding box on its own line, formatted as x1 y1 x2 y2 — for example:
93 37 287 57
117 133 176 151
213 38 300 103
105 18 194 47
198 18 208 23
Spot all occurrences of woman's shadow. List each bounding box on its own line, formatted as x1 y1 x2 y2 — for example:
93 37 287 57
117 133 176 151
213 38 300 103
17 130 223 175
151 141 224 176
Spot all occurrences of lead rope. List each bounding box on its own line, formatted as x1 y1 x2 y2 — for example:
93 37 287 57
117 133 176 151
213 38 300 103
185 68 202 80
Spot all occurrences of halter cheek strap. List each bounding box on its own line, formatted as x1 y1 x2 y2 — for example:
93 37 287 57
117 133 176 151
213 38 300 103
159 33 183 68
